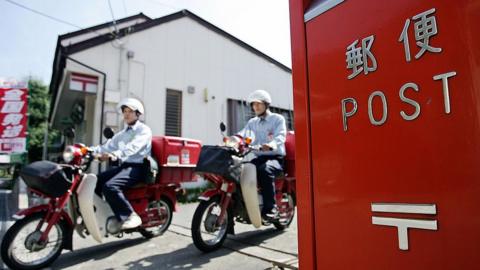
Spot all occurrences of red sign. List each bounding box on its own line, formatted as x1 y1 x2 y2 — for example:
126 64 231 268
0 87 28 153
69 72 98 94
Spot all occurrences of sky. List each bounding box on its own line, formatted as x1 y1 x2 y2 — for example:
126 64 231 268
0 0 292 85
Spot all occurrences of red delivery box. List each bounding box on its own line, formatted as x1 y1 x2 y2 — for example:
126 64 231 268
151 136 202 183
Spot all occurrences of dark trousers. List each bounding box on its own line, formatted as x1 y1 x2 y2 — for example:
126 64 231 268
95 163 145 221
250 156 284 214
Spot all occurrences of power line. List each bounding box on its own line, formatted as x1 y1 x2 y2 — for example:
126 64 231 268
107 0 119 34
4 0 83 29
5 0 114 38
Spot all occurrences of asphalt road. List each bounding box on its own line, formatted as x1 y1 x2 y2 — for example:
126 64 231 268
0 202 298 270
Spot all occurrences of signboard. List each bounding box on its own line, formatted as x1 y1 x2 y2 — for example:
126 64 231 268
69 72 98 94
0 83 28 153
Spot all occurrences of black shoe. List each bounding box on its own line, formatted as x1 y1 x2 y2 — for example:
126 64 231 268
262 206 280 221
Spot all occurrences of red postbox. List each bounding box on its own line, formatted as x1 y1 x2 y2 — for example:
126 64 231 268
289 0 480 269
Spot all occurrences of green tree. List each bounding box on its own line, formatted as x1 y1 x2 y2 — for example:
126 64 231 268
27 79 59 162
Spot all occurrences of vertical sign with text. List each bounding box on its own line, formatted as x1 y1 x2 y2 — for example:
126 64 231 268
0 86 28 153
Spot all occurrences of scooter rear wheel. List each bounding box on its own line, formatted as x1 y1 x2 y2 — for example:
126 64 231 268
1 212 67 270
191 197 228 252
139 198 173 239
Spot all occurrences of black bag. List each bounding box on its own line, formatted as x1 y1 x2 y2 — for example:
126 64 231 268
20 161 73 198
143 155 159 184
195 145 236 179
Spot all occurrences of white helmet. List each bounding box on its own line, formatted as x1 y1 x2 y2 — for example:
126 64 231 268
247 89 272 105
117 97 145 115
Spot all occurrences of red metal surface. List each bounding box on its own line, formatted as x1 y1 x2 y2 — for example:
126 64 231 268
126 183 178 213
288 0 316 269
284 131 296 177
158 166 197 183
17 172 82 243
14 204 74 229
290 0 480 269
217 183 234 226
198 188 223 200
158 185 178 211
151 136 202 183
151 136 202 166
130 199 149 216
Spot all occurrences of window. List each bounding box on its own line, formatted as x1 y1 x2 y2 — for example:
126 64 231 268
165 89 182 136
270 106 295 130
227 99 294 135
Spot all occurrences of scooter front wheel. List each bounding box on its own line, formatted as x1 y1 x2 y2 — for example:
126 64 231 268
1 212 67 270
191 197 228 252
273 193 296 230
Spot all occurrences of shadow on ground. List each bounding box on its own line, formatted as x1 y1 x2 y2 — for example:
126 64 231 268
52 227 289 270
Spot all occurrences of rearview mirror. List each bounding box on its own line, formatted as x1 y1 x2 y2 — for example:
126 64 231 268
220 122 226 133
103 127 115 139
63 127 75 139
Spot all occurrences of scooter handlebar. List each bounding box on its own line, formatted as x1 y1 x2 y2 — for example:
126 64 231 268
92 153 118 162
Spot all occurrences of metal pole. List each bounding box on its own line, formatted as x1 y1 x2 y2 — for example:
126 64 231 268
42 119 48 160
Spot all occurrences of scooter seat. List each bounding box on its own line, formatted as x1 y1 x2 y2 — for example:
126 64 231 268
275 172 286 180
131 182 148 188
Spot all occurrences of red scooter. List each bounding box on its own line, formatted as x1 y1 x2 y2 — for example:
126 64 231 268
191 123 296 252
1 129 200 270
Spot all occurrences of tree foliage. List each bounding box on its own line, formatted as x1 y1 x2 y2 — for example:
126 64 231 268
27 79 59 162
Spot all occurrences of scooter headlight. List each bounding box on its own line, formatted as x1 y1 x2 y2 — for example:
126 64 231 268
224 136 241 148
63 146 75 163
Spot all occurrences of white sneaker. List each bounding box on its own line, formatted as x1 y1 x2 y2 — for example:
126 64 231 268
121 213 142 229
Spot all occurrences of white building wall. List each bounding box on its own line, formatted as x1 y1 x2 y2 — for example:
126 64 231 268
69 16 293 146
